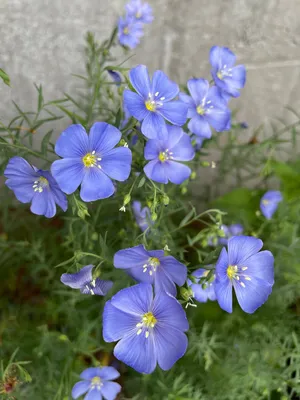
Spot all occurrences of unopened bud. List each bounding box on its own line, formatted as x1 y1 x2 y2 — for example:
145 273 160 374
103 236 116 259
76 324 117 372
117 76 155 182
162 194 169 206
123 194 131 205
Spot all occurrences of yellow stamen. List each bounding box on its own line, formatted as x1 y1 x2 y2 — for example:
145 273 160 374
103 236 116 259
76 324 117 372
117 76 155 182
217 71 223 80
82 153 96 168
91 376 101 385
149 257 160 267
158 152 167 162
227 265 238 280
123 27 129 35
142 312 157 328
145 100 156 112
196 105 205 115
262 199 269 205
39 177 49 185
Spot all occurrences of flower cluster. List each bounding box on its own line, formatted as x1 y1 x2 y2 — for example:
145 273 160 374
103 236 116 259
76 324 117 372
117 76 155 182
3 4 278 396
118 0 153 49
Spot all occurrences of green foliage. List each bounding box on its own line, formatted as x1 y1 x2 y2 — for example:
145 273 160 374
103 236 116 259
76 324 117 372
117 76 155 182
1 22 300 400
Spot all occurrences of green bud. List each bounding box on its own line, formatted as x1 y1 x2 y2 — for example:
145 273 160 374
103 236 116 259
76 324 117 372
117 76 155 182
180 287 193 301
162 194 170 206
190 171 196 180
200 161 210 167
181 187 188 195
91 232 98 241
124 194 131 205
151 212 158 221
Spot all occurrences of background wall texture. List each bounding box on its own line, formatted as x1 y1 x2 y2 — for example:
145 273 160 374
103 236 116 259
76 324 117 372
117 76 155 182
1 0 300 138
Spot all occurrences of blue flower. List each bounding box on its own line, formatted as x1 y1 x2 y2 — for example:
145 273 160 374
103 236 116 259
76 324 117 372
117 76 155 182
191 134 205 151
114 244 187 296
103 283 189 374
179 78 231 139
51 123 132 202
60 265 113 296
132 201 153 232
72 366 121 400
210 46 246 98
214 236 274 314
143 125 195 184
118 16 144 49
188 268 216 303
126 0 154 24
107 70 122 86
218 223 244 245
260 190 283 219
4 156 67 218
124 65 188 139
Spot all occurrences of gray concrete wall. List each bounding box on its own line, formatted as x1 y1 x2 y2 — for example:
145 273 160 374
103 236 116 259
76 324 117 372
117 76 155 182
1 0 300 138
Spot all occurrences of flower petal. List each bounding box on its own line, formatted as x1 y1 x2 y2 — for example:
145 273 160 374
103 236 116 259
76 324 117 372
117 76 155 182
190 282 216 302
114 245 150 270
144 138 161 160
152 291 189 331
230 65 246 89
30 190 56 218
154 269 177 296
158 101 188 126
215 278 233 313
141 112 167 139
187 78 209 104
151 70 179 101
55 124 89 158
228 236 263 266
110 283 153 316
215 247 229 281
123 90 148 121
72 381 90 399
80 367 102 380
125 266 154 285
233 276 273 314
51 158 84 195
4 156 37 179
60 265 94 289
159 256 187 286
89 123 121 155
164 161 191 184
103 301 139 342
100 147 132 181
144 160 168 184
84 388 102 400
155 326 188 371
98 366 120 381
81 279 113 296
188 116 212 138
209 46 222 70
113 330 157 374
165 127 195 161
242 250 274 285
80 168 115 201
129 65 151 99
101 381 122 400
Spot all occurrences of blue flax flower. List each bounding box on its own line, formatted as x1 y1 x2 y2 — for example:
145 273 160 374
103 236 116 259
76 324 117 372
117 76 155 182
118 16 144 49
132 201 153 232
215 236 274 314
218 223 244 245
188 268 216 303
107 70 122 86
260 190 283 219
103 283 189 374
72 366 121 400
126 0 153 23
51 123 132 202
179 78 231 139
124 65 188 139
114 244 187 296
4 156 67 218
210 46 246 98
191 134 205 151
143 125 195 184
61 265 113 296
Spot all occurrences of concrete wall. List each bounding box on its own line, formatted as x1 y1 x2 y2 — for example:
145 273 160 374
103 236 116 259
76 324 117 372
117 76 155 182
1 0 300 138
